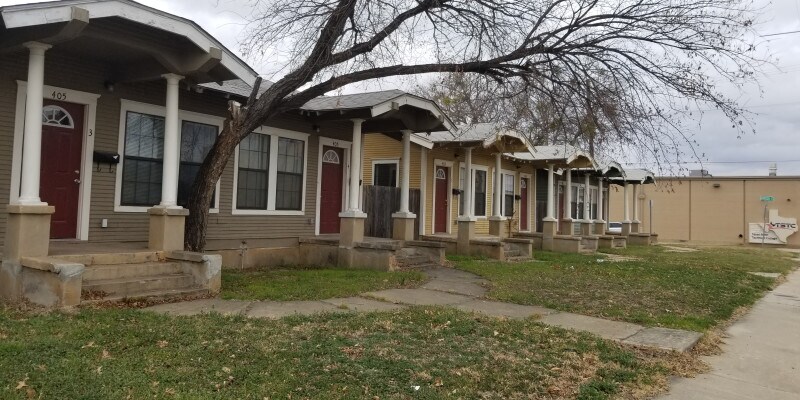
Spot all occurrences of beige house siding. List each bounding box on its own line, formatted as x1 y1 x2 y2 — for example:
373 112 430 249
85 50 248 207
361 133 422 188
609 177 800 247
1 49 353 250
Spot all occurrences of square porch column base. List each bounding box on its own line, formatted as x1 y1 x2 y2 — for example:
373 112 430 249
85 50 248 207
541 218 557 251
4 204 55 261
631 221 641 234
392 212 416 241
339 210 367 248
594 221 607 235
148 206 189 251
560 219 575 236
580 220 595 236
457 217 477 254
488 216 508 238
621 221 632 235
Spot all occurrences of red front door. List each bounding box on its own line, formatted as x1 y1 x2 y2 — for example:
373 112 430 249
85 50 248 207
434 166 449 233
319 146 344 234
520 177 529 231
40 100 84 239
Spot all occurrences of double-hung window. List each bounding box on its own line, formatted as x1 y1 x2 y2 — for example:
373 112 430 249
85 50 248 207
458 165 487 217
503 174 515 217
577 186 585 220
121 111 165 207
178 121 218 208
117 101 222 212
233 128 308 214
275 137 305 210
236 133 270 210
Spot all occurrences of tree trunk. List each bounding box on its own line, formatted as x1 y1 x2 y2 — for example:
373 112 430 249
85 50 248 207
184 124 241 251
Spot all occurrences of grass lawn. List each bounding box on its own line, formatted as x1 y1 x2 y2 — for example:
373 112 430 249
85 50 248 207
451 246 797 332
221 267 425 301
0 306 680 399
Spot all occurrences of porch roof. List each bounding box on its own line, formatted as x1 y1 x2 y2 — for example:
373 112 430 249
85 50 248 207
427 122 534 153
610 168 656 184
508 144 596 169
0 0 258 85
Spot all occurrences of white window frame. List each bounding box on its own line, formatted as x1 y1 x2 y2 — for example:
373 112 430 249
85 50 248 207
500 169 516 217
458 162 489 218
114 100 222 213
231 126 310 216
371 158 399 187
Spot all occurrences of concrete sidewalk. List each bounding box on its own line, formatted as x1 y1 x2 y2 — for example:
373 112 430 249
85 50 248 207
660 269 800 399
146 266 702 352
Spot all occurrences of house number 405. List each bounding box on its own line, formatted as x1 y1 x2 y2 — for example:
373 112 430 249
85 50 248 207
51 91 67 100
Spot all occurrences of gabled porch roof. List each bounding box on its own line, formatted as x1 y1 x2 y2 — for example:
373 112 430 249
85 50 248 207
427 122 534 153
509 144 596 169
0 0 258 85
610 168 656 184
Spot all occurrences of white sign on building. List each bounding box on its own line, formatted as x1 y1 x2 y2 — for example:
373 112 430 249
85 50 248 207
748 209 798 245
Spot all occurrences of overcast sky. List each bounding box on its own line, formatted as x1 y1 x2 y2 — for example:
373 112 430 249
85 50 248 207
3 0 799 177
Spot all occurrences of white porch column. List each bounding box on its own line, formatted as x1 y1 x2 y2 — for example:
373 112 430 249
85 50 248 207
18 42 52 205
457 147 476 253
148 74 188 252
561 168 575 235
631 183 641 233
621 181 632 235
392 130 415 241
623 182 630 222
339 119 367 248
489 152 507 237
159 73 183 208
493 153 502 217
580 173 593 236
4 42 56 265
347 119 365 212
463 147 474 218
597 179 604 221
545 164 556 220
542 163 558 249
584 174 591 221
399 130 412 214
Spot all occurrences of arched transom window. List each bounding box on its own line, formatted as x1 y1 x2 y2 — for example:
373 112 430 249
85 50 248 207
42 105 74 128
436 168 446 179
322 149 340 164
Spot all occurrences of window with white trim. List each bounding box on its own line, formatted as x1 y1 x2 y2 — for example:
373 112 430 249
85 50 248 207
577 185 585 219
233 128 308 214
590 187 598 219
236 132 270 210
121 111 164 206
275 137 304 210
373 162 398 187
178 121 217 208
503 174 515 217
458 166 488 217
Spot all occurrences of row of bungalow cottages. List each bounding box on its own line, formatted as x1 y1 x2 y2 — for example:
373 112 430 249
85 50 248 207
0 0 655 307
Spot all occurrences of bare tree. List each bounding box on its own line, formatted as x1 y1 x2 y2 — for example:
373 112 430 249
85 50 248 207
185 0 765 251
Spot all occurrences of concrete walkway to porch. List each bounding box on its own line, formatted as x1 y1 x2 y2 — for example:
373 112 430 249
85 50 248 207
658 268 800 399
145 266 702 352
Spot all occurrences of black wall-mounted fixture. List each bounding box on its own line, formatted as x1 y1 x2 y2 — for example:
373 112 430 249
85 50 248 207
452 188 463 196
93 151 120 172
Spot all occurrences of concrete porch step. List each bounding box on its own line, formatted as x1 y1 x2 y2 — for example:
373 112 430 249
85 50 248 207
504 249 522 258
82 262 183 282
57 251 163 266
81 287 209 305
82 273 196 299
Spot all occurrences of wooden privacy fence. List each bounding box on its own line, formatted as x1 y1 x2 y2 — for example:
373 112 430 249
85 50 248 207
363 185 421 239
